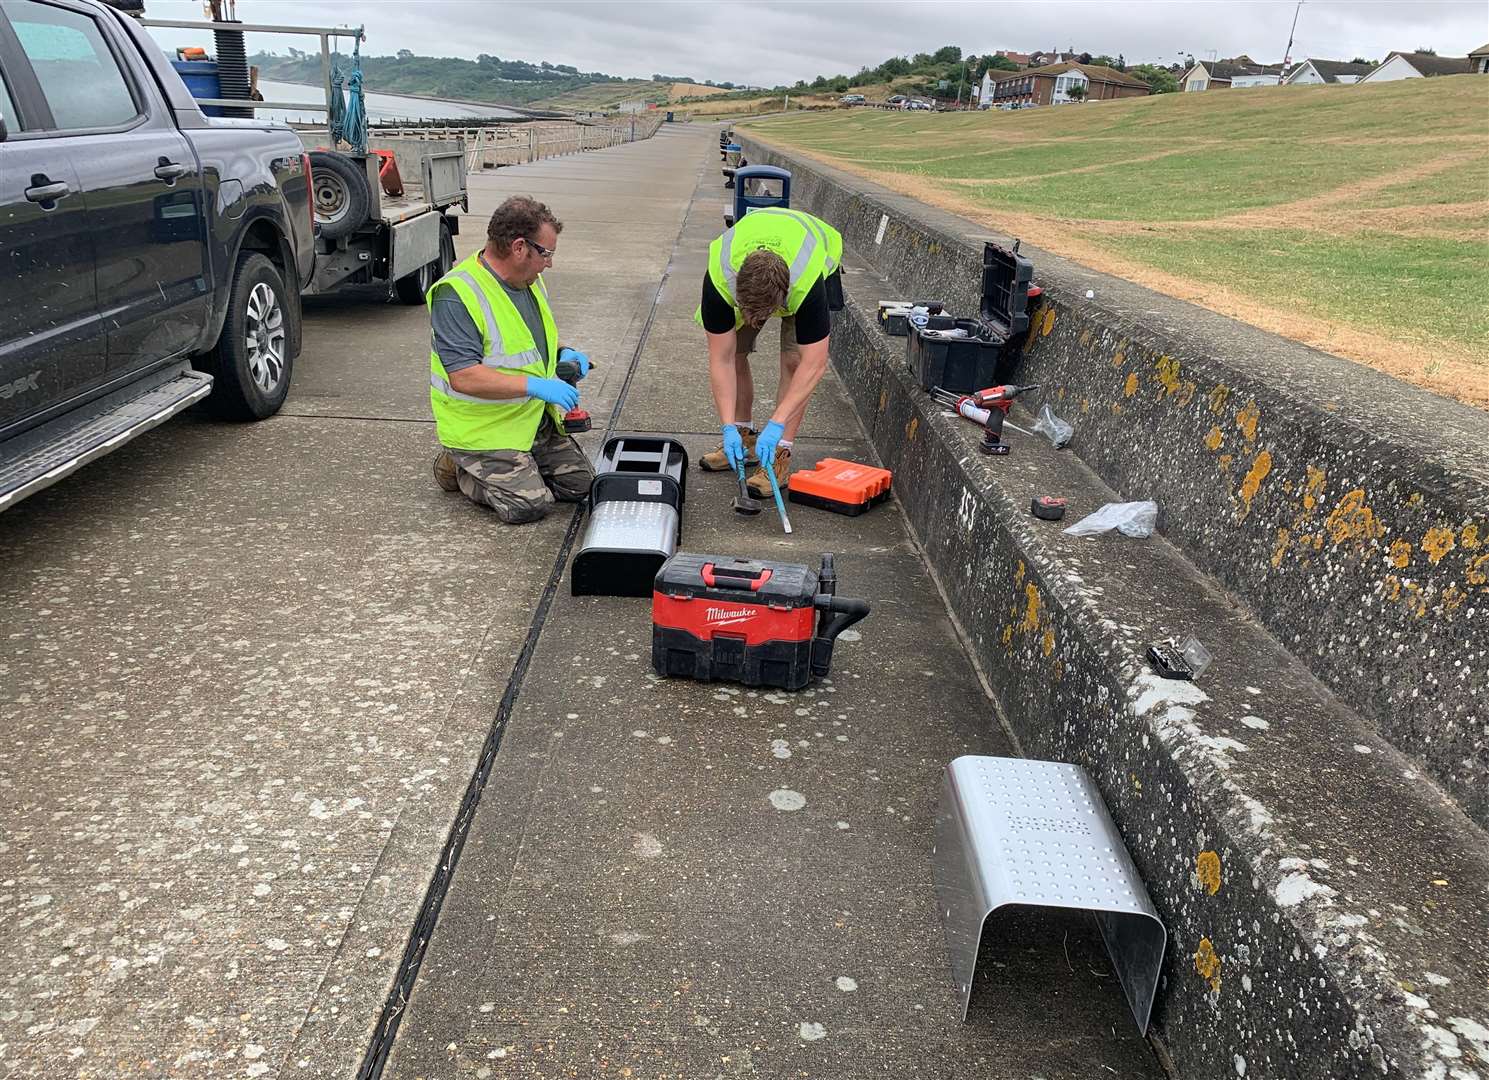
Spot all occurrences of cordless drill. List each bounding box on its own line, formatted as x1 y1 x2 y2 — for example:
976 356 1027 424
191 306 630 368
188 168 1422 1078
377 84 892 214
554 357 593 434
971 383 1040 456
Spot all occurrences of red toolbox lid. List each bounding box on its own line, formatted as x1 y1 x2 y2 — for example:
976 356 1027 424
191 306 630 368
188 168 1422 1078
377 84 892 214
787 458 892 505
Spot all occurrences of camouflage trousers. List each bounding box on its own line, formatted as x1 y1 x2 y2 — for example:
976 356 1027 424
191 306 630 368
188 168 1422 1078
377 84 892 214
451 416 595 524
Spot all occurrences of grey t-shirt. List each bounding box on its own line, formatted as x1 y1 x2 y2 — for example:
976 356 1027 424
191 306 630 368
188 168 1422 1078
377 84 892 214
432 256 549 373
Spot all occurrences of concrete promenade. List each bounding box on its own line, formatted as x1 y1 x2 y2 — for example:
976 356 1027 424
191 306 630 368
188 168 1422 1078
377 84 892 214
0 125 1162 1078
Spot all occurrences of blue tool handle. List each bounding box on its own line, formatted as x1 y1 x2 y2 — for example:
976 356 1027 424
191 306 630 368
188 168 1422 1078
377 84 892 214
765 463 792 534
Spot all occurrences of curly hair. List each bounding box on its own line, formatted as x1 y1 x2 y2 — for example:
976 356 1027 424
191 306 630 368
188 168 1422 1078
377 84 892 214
486 196 563 257
735 249 790 328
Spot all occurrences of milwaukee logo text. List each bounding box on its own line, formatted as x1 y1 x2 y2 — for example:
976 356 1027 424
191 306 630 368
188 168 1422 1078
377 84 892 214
705 607 756 624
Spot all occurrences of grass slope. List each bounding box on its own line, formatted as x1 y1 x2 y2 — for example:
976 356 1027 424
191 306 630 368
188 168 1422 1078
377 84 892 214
745 76 1489 406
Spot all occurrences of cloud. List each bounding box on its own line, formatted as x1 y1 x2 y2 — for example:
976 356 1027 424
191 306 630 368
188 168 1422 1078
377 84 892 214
141 0 1489 90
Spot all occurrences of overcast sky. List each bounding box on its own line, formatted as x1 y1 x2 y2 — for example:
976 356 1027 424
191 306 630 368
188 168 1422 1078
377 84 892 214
143 1 1489 88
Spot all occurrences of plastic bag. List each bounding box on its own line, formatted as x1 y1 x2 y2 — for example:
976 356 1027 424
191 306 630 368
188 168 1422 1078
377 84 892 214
1033 403 1073 448
1063 500 1158 539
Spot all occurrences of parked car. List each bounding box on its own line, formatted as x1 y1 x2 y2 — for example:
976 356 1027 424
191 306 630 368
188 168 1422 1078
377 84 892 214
838 93 865 105
886 94 910 106
0 0 315 512
907 100 933 110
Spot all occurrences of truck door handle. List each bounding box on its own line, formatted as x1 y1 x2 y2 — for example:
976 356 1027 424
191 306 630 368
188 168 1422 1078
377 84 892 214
154 161 189 182
24 180 71 203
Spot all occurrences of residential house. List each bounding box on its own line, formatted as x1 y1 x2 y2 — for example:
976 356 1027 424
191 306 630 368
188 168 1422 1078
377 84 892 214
1472 43 1489 74
1180 59 1285 90
994 50 1032 67
1358 51 1474 82
988 62 1150 107
1282 58 1376 85
1027 51 1077 67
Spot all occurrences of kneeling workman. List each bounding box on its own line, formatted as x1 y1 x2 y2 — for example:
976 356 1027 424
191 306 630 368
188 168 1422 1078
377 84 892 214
430 196 595 523
697 207 844 495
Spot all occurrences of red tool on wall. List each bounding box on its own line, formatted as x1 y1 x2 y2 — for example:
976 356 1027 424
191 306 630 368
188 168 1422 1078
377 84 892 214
930 383 1040 455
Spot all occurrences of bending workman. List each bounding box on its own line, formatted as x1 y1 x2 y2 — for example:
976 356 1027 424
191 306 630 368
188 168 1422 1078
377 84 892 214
697 208 844 495
429 196 595 524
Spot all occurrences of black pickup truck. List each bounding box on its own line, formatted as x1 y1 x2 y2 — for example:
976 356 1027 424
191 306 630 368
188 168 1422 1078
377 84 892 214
0 0 314 512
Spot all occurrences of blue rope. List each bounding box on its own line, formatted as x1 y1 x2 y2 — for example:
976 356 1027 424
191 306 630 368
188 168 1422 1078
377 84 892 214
344 37 368 156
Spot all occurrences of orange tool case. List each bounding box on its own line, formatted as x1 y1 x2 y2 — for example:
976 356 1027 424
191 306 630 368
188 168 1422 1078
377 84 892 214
787 458 892 516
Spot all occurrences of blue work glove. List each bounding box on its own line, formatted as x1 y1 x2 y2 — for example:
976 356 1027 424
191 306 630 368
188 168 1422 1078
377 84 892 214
526 375 579 412
557 346 590 378
721 424 745 471
754 420 785 470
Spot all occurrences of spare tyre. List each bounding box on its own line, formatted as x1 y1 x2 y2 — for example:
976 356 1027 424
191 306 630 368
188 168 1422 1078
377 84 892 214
308 150 371 240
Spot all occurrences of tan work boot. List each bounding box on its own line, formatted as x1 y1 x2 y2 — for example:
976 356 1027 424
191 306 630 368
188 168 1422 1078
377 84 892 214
698 427 758 471
746 447 793 498
432 449 459 492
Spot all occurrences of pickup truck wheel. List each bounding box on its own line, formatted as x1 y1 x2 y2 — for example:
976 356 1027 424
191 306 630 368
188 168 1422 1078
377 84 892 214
308 150 370 240
394 218 455 305
205 252 294 420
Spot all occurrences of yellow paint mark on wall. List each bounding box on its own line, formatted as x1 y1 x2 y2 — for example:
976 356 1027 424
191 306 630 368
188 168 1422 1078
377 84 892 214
1209 384 1230 416
1238 451 1274 516
1112 402 1124 415
1042 627 1056 657
1462 524 1480 550
1204 426 1224 451
1001 625 1013 646
1384 575 1402 601
1402 580 1427 617
1080 398 1090 415
1442 584 1466 614
1422 526 1456 564
1302 466 1326 511
878 389 888 413
1052 659 1064 681
1079 328 1092 347
1057 386 1067 401
1407 492 1424 508
1041 307 1056 336
1155 355 1181 398
1236 400 1260 441
1123 372 1140 398
1196 851 1222 896
1020 583 1042 634
1194 937 1222 993
1176 381 1198 406
1271 528 1291 568
1218 453 1234 472
1015 560 1026 586
1467 553 1489 587
1325 489 1382 546
1112 349 1127 369
906 417 919 442
1389 540 1412 569
1130 772 1143 792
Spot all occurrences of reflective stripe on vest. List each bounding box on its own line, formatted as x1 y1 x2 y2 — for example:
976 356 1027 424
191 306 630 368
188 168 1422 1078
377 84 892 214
718 219 818 297
745 208 840 273
428 253 559 451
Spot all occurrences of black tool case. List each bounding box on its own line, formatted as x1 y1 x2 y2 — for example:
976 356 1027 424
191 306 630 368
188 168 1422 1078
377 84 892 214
651 553 869 690
571 436 688 598
906 241 1034 392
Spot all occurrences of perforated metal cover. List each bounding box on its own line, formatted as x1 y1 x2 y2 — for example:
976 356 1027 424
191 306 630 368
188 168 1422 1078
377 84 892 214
932 755 1166 1034
570 500 680 598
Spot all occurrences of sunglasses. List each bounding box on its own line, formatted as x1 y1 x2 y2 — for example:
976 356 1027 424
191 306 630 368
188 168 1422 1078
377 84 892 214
522 237 555 259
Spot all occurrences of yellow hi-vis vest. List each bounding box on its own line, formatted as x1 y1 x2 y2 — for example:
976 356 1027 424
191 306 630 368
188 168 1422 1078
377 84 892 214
696 208 843 331
427 252 562 451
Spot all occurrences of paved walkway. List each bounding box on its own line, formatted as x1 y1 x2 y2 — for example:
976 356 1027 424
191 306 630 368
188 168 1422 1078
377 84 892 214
381 128 1163 1079
0 125 1163 1079
0 129 703 1079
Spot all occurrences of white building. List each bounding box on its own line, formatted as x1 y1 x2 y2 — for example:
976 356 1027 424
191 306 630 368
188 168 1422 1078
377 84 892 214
1180 59 1284 91
1282 59 1375 85
1357 51 1473 83
1050 68 1088 103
